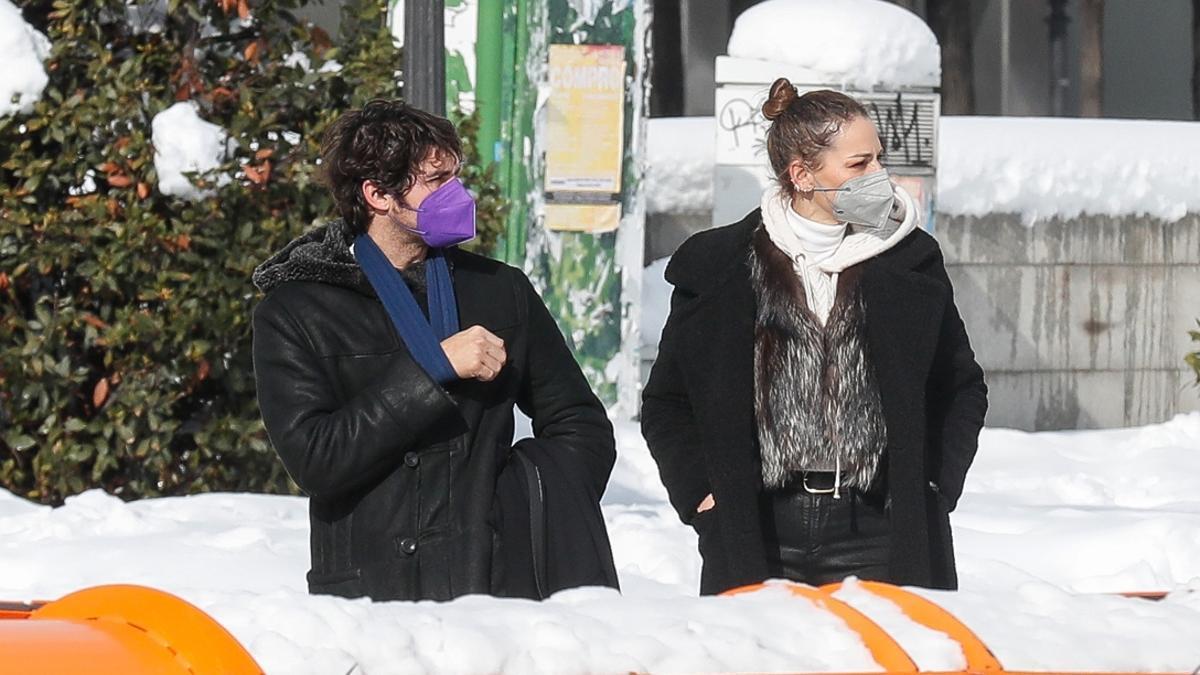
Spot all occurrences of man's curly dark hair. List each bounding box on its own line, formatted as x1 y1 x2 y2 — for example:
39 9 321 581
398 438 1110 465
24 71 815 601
319 99 463 235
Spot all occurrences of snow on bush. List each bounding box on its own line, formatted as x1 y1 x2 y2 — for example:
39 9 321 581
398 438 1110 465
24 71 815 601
726 0 939 90
151 101 233 199
0 0 51 117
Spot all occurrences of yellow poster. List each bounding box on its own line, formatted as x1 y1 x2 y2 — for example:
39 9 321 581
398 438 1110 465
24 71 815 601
545 44 626 196
544 203 622 234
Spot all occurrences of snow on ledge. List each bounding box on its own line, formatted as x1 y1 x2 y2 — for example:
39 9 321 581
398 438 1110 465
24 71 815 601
726 0 939 90
0 0 52 117
938 116 1200 224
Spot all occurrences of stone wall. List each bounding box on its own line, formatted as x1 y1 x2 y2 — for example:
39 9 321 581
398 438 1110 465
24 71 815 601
937 214 1200 430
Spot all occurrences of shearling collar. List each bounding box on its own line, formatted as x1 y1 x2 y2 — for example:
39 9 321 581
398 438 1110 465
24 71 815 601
252 219 376 296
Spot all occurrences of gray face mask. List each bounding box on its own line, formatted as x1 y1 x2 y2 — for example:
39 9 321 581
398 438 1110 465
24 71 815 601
812 169 897 230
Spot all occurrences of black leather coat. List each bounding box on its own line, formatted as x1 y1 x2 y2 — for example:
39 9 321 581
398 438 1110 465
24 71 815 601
252 221 616 601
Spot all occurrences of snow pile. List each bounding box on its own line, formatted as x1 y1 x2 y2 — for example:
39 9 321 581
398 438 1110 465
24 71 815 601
2 413 1200 672
152 101 233 199
0 0 51 117
726 0 939 90
645 117 715 214
938 116 1200 223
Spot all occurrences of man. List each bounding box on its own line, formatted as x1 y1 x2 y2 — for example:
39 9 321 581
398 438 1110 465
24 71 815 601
251 99 617 601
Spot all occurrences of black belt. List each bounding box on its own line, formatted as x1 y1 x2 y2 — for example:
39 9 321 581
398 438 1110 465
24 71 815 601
797 470 842 494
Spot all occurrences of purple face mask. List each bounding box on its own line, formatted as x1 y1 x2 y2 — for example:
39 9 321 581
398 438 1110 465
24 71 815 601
405 177 476 248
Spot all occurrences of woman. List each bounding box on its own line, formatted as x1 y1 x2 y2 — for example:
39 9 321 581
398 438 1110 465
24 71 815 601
642 79 987 595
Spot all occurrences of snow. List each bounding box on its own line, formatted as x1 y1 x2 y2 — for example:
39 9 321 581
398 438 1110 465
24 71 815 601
124 0 169 35
644 117 714 214
564 0 632 25
639 256 670 351
2 412 1199 672
284 50 343 74
938 116 1200 224
0 0 51 117
151 101 233 199
726 0 939 90
647 115 1200 223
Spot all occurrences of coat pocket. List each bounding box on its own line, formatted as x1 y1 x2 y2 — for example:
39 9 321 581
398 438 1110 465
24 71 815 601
691 507 721 560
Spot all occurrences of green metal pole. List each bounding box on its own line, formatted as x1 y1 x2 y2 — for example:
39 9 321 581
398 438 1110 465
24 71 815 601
474 0 502 167
500 0 534 267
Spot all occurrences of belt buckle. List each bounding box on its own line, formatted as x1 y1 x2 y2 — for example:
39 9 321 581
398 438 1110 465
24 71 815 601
801 472 835 495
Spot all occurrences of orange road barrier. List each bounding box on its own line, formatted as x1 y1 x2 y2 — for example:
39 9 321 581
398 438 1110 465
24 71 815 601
822 580 1003 673
0 584 262 674
724 581 918 672
722 580 1193 675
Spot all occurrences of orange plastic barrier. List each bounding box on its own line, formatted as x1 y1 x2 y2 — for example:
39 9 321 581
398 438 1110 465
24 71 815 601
822 580 1003 673
725 581 918 671
0 585 262 674
722 581 1191 675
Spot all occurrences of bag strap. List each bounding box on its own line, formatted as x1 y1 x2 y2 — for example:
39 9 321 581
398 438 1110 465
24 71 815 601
513 450 548 599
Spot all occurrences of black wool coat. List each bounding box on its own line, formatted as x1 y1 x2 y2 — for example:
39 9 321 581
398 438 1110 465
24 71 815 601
641 210 988 595
252 220 617 601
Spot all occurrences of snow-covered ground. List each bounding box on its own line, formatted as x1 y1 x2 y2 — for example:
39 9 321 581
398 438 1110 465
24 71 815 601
2 414 1199 673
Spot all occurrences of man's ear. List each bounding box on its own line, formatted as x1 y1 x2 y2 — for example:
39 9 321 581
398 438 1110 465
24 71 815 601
360 180 392 213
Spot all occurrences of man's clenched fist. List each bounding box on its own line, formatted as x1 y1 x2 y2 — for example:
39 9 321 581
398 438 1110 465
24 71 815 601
441 325 507 382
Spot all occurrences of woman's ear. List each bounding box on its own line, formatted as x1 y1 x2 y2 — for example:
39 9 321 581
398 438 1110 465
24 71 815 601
360 180 392 213
788 160 813 194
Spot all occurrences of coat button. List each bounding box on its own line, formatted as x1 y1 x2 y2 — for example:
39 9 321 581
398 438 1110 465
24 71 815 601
400 538 418 555
404 452 419 468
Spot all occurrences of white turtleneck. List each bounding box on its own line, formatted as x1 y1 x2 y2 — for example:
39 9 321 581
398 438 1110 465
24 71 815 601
784 205 848 266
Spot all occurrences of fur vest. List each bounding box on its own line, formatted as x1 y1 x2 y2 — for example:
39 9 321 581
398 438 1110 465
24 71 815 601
749 226 888 491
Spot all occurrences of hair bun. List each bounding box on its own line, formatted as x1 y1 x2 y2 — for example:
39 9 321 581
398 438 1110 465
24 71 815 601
762 78 798 121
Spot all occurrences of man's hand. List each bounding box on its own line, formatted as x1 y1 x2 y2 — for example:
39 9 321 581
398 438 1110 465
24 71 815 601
696 493 715 514
441 325 507 382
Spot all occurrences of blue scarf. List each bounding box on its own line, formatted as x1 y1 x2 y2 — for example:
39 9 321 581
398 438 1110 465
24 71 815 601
353 234 460 384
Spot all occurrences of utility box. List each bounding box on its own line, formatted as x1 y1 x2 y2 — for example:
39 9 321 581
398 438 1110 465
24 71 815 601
712 55 940 230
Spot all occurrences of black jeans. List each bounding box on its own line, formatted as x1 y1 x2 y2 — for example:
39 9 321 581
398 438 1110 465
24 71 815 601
761 487 891 586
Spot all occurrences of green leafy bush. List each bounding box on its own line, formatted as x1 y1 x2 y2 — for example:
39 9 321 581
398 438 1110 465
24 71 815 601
1 0 505 504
